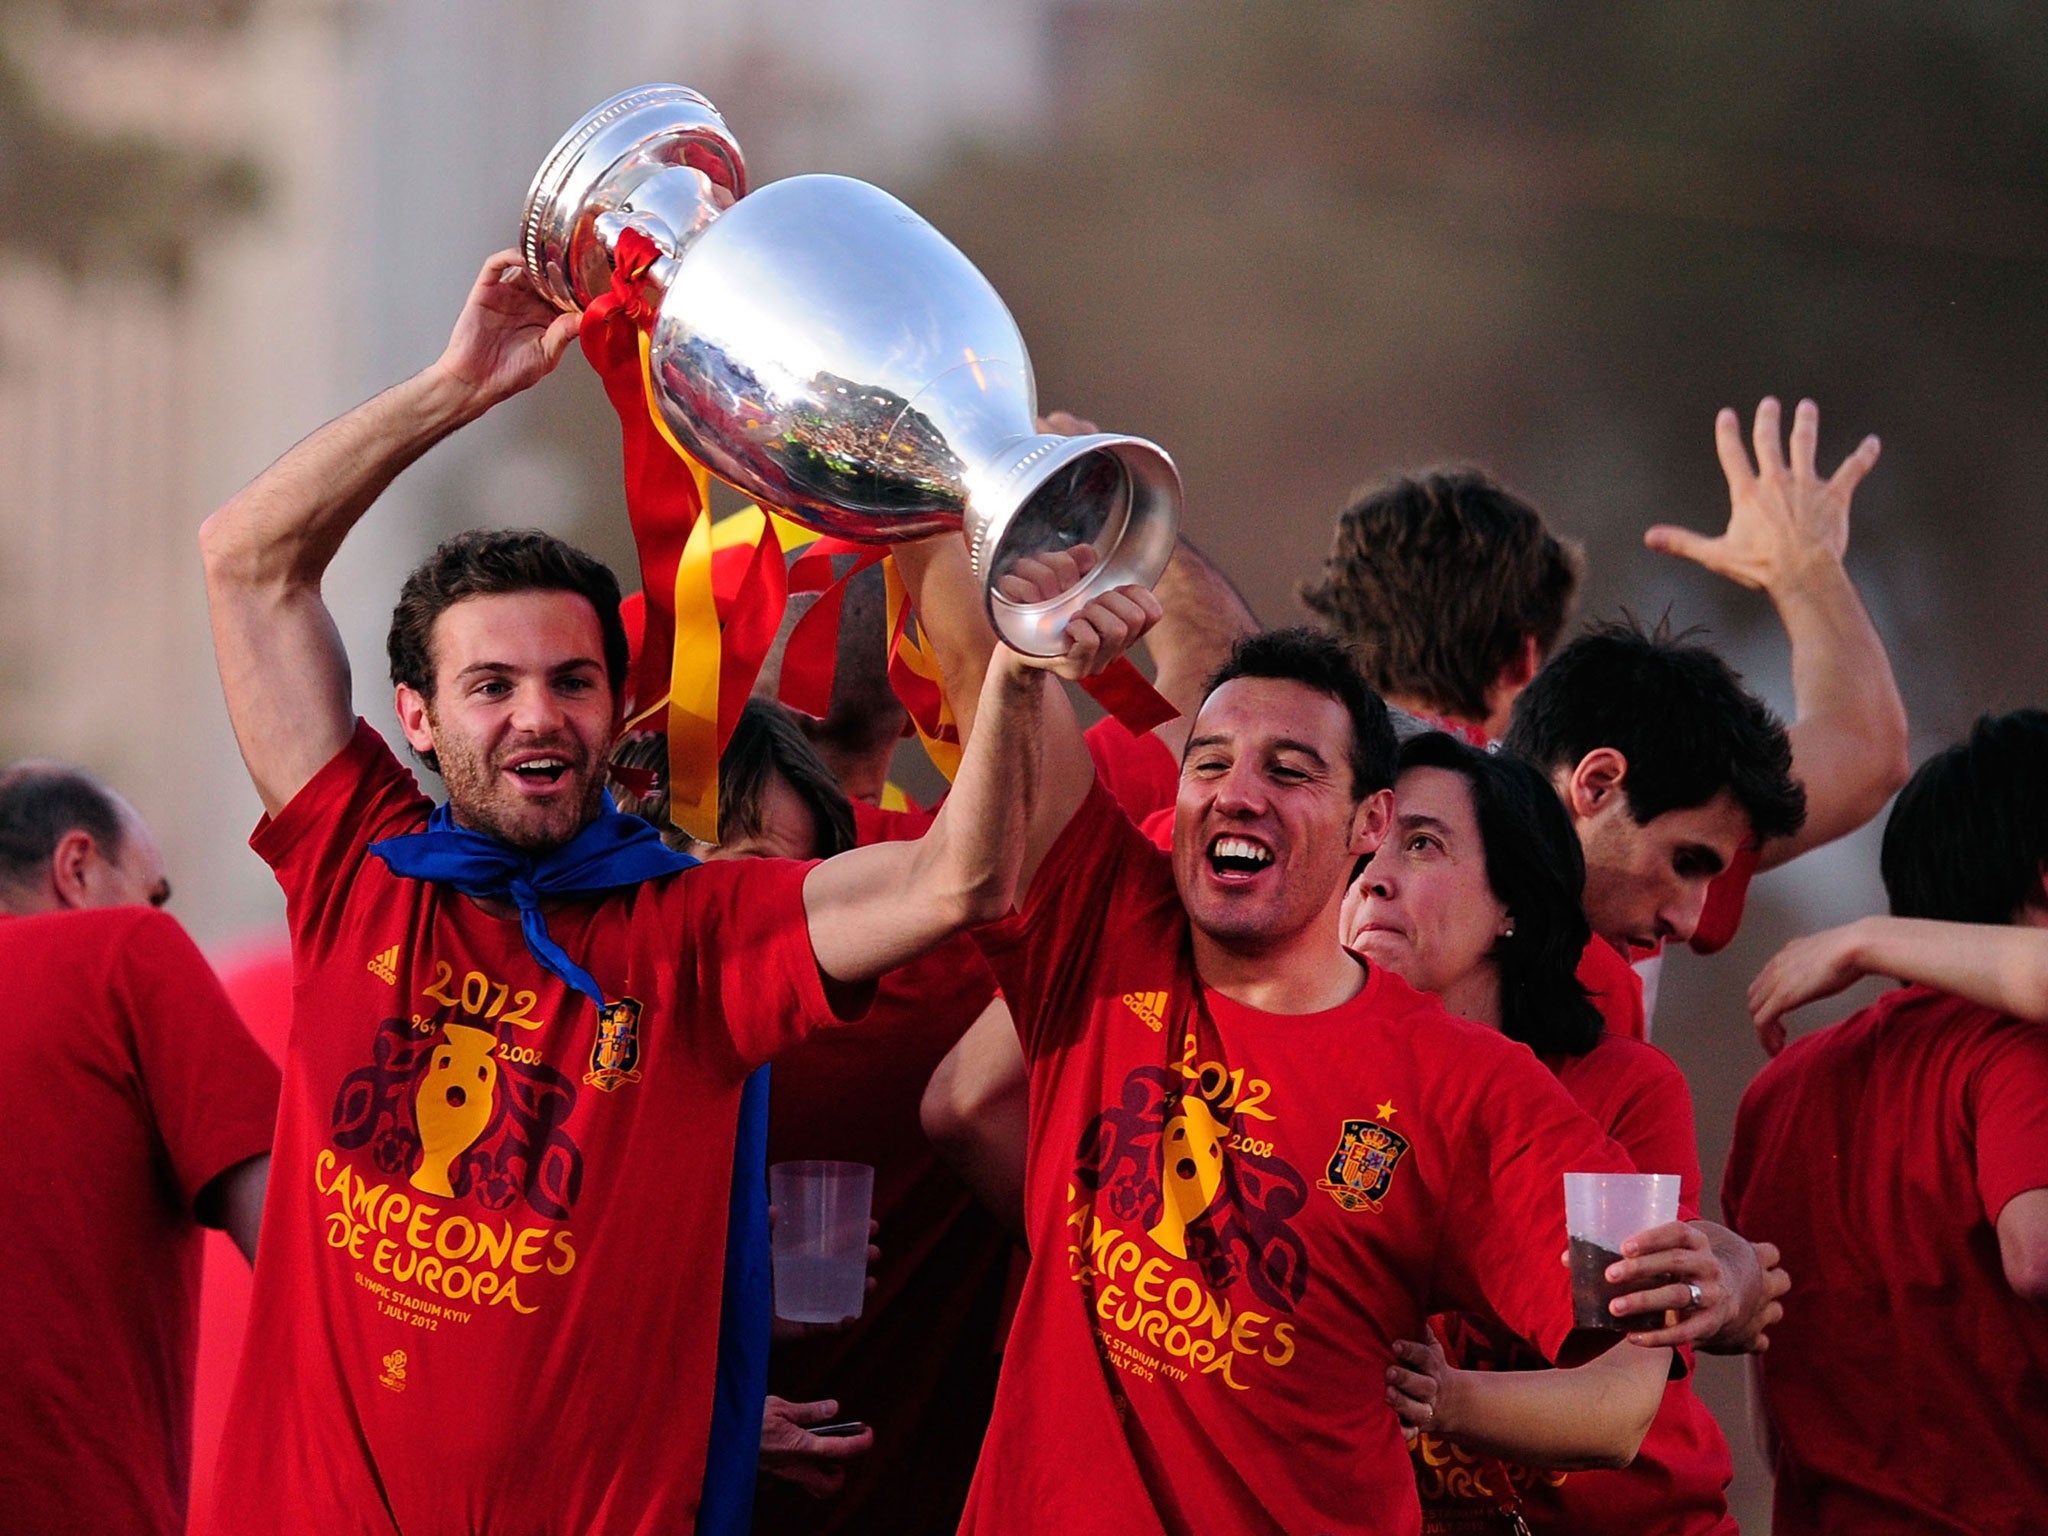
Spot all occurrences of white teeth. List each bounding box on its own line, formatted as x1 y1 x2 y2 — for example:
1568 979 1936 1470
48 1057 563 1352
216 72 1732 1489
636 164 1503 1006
1211 837 1272 865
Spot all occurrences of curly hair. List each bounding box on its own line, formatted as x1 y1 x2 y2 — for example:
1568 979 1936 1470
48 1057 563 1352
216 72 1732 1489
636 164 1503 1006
1300 469 1581 723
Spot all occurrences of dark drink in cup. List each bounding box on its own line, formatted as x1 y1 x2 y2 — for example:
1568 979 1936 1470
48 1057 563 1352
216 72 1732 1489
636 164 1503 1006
1563 1171 1682 1333
1569 1234 1664 1332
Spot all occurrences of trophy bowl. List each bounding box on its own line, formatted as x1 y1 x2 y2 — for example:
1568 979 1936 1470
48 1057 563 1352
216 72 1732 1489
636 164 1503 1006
521 86 1180 657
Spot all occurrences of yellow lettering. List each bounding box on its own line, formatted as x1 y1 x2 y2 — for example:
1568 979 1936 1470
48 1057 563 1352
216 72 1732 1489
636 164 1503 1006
1201 1349 1252 1390
511 1226 547 1275
1133 1257 1171 1304
1230 1308 1270 1353
436 1215 475 1261
373 1237 398 1274
1165 1276 1204 1321
442 1263 473 1299
407 1203 440 1251
378 1190 413 1234
548 1230 577 1276
314 1148 339 1193
1264 1321 1297 1367
1107 1239 1143 1281
469 1219 514 1270
1096 1282 1125 1323
349 1178 386 1228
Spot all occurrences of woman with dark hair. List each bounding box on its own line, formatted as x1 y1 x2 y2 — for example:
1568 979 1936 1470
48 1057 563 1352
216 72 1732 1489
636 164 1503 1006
1342 732 1742 1536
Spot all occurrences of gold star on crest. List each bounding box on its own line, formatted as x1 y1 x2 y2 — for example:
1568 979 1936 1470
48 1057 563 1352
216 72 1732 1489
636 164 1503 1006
1375 1099 1398 1122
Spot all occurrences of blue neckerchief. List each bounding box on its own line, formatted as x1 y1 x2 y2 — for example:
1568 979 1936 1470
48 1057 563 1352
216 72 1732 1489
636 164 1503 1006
368 795 770 1532
367 791 695 1009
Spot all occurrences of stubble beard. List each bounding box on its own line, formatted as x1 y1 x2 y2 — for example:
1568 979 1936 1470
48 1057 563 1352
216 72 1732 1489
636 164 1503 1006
432 723 608 856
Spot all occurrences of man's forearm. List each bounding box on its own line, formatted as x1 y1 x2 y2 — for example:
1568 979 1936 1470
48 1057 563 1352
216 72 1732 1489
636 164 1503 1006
1146 536 1259 755
1432 1348 1664 1470
1845 918 2048 1024
1763 555 1909 868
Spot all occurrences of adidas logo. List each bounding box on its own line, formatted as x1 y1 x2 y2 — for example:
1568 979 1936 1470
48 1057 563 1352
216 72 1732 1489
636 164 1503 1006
366 944 400 986
1122 990 1168 1032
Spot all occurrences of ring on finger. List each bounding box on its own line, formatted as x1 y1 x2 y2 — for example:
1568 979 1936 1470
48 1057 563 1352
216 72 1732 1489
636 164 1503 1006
1686 1282 1705 1311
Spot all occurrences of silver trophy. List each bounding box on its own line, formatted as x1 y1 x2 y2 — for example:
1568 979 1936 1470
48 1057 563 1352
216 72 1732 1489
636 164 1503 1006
522 85 1180 656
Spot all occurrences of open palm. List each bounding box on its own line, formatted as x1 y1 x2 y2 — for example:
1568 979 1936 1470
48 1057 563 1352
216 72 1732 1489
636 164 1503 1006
1646 397 1880 592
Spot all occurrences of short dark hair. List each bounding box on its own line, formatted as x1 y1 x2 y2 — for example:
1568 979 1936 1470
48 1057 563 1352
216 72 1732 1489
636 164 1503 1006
1503 617 1805 843
388 529 630 704
1204 627 1397 798
0 761 125 891
1300 469 1581 722
1398 733 1602 1056
610 700 856 858
1881 709 2048 925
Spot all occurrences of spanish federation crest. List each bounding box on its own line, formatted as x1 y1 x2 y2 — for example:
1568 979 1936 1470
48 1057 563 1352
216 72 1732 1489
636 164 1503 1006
1317 1117 1412 1212
584 998 645 1092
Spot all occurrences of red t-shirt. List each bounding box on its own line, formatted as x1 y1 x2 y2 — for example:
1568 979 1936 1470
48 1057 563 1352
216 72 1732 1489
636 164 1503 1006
1577 937 1650 1042
961 781 1631 1536
0 907 280 1536
206 722 853 1536
1723 983 2048 1536
755 823 1010 1536
1415 1034 1735 1536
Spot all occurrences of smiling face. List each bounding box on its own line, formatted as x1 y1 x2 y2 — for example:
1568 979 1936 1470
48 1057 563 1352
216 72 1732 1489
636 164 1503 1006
1344 765 1509 1021
395 591 622 854
1171 677 1383 953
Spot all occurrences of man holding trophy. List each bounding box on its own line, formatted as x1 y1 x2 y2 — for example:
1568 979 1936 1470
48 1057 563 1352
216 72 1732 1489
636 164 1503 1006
198 180 1173 1536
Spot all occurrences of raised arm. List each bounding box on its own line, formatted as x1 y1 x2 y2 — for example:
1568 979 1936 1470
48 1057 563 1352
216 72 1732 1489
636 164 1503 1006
801 571 1160 985
1386 1328 1668 1471
1750 917 2048 1055
1645 397 1909 870
1144 534 1260 758
199 251 581 814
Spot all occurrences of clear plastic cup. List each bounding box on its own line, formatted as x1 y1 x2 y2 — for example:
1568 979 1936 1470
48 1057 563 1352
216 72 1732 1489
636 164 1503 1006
1564 1171 1682 1332
769 1160 874 1324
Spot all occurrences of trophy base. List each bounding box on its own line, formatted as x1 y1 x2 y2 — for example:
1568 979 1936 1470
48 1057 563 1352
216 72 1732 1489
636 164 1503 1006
974 435 1181 658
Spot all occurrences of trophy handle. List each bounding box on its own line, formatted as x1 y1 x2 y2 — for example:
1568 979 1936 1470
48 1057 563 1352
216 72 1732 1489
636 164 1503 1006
521 85 747 312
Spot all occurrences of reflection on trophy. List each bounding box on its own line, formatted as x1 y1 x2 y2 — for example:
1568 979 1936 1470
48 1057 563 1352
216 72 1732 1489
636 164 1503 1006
521 85 1180 656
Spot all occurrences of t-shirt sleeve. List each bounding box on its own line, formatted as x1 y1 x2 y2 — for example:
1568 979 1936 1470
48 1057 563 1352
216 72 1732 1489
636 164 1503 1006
1969 1019 2048 1221
249 719 431 966
974 778 1166 1060
1083 717 1180 824
684 856 872 1074
1689 840 1760 955
1600 1044 1705 1220
1436 1040 1636 1363
113 910 282 1218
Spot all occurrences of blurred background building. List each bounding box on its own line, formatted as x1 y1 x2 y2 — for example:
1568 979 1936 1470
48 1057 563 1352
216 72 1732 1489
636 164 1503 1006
5 2 2046 1529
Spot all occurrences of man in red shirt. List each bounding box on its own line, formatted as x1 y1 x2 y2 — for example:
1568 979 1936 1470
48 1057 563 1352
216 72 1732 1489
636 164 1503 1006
903 521 1761 1533
1723 709 2048 1536
0 762 279 1536
1502 616 1809 1040
196 249 1154 1535
1306 400 1908 1026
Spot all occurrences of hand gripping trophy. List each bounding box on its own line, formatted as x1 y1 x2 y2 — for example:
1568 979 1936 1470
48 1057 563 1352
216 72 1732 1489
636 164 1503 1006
521 84 1181 659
